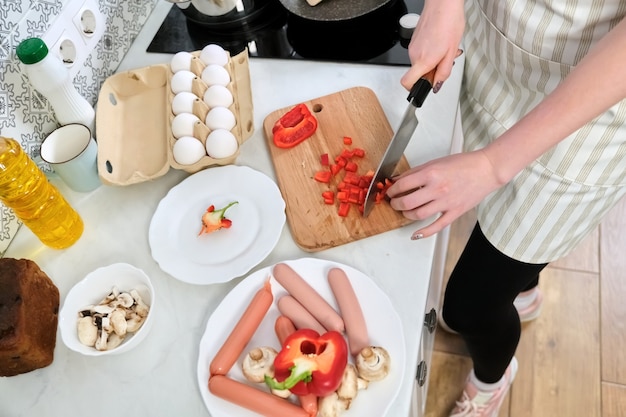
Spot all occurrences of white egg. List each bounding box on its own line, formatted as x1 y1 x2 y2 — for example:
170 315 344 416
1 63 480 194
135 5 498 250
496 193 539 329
170 70 197 94
205 107 236 131
205 129 238 159
171 92 198 115
200 44 229 67
170 51 194 73
203 85 233 108
201 64 231 87
171 113 200 138
173 136 206 165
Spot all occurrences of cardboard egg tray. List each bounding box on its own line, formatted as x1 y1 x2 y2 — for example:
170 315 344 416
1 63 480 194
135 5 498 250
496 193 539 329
95 49 254 186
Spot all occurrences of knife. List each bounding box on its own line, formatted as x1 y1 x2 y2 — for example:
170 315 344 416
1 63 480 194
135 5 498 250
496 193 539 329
362 69 436 217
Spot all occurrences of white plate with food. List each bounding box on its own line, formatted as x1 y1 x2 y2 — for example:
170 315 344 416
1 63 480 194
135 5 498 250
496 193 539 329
197 257 406 417
149 165 286 284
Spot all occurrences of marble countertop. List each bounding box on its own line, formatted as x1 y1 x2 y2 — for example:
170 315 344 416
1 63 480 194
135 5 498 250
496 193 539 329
0 3 463 416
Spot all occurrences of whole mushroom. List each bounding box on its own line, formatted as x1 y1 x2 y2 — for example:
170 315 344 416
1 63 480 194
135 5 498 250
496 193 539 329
355 346 391 382
242 347 277 383
242 347 291 398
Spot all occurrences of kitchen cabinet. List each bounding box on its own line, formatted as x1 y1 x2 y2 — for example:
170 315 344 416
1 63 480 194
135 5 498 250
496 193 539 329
0 3 464 416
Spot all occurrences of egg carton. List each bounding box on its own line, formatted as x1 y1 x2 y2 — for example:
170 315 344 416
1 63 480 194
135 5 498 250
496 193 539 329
95 49 254 186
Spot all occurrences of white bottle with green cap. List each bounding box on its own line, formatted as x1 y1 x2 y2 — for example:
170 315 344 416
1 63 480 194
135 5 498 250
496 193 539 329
16 37 95 134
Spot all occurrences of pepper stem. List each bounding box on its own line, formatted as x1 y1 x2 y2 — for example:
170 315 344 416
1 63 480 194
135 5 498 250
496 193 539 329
264 360 314 390
215 201 238 217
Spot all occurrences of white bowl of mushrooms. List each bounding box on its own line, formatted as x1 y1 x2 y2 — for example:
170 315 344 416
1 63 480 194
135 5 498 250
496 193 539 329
59 263 155 356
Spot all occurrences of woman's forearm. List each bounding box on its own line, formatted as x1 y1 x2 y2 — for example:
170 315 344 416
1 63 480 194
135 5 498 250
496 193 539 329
482 17 626 185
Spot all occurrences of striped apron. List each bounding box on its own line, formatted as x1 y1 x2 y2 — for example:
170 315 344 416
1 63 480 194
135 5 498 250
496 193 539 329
461 0 626 263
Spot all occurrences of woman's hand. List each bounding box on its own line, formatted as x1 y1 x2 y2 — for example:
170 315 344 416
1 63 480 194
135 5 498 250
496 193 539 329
386 150 503 239
401 0 466 92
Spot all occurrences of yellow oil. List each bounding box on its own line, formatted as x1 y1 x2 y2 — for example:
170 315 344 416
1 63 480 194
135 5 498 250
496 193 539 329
0 137 83 249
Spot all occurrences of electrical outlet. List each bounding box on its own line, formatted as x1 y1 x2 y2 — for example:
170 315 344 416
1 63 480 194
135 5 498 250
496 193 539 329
42 0 104 78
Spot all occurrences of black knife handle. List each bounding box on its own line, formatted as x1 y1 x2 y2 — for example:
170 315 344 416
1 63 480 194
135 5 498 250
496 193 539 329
407 68 435 108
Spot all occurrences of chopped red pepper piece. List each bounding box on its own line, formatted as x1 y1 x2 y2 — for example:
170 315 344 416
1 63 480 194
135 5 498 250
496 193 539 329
320 153 330 166
344 161 358 172
329 164 342 176
343 136 353 145
314 170 332 183
265 329 348 397
339 149 353 159
338 202 351 217
273 103 318 148
322 190 335 204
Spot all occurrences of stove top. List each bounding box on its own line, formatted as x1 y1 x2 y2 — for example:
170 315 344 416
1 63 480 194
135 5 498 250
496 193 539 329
147 0 421 66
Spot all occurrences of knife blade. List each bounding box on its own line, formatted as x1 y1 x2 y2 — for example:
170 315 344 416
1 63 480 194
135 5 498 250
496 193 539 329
362 69 435 217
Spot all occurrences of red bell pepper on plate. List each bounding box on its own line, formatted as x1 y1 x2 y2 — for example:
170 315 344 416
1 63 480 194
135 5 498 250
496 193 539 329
264 328 348 397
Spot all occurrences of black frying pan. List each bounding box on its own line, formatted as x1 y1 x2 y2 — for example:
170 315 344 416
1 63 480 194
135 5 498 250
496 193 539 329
278 0 393 21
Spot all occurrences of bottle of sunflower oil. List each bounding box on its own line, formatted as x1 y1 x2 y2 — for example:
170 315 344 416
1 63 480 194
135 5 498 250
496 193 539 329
0 136 83 249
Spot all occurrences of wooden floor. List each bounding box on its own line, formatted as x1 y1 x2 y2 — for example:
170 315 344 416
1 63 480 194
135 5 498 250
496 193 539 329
424 197 626 417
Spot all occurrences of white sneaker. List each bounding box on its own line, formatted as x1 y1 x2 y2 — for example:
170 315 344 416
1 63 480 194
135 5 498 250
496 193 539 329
449 357 518 417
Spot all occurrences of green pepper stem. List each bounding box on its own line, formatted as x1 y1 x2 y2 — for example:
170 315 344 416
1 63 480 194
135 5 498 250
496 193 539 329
215 201 238 218
264 360 314 390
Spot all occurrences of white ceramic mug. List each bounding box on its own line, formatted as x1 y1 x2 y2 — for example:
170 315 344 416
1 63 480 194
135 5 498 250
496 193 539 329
41 124 101 193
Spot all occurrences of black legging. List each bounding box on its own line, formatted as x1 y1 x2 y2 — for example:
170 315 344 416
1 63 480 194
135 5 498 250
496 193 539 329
441 222 547 383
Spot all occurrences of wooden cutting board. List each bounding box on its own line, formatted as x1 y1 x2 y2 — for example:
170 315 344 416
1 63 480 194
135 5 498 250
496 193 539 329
263 87 413 252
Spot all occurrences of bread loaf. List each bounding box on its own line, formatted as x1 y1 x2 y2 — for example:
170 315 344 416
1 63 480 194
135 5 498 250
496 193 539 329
0 258 59 376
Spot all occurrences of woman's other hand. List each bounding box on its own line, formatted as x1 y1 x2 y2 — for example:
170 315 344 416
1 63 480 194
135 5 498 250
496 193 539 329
401 0 466 92
386 150 503 239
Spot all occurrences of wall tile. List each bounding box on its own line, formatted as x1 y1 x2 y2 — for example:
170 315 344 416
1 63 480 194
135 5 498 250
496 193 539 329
0 0 159 255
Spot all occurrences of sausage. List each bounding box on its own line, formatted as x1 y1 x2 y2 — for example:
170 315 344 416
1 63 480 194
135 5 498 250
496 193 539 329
276 295 327 335
327 267 369 356
298 393 318 417
273 316 318 417
209 375 310 417
272 263 344 332
209 279 274 376
274 315 297 345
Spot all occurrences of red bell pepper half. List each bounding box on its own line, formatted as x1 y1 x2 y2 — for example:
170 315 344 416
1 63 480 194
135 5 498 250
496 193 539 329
272 103 318 148
264 328 348 397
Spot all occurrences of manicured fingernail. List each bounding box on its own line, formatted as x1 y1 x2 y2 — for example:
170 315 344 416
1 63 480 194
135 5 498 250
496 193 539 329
433 81 443 94
411 232 424 240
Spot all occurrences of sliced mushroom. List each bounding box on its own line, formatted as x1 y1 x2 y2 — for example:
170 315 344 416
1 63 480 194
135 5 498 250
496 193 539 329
77 316 98 347
100 286 120 304
107 332 125 350
92 304 115 315
100 315 112 334
78 306 95 317
109 308 128 336
129 289 150 317
357 377 369 391
95 328 109 351
318 392 348 417
115 292 135 308
355 346 391 382
336 364 359 408
126 312 146 333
